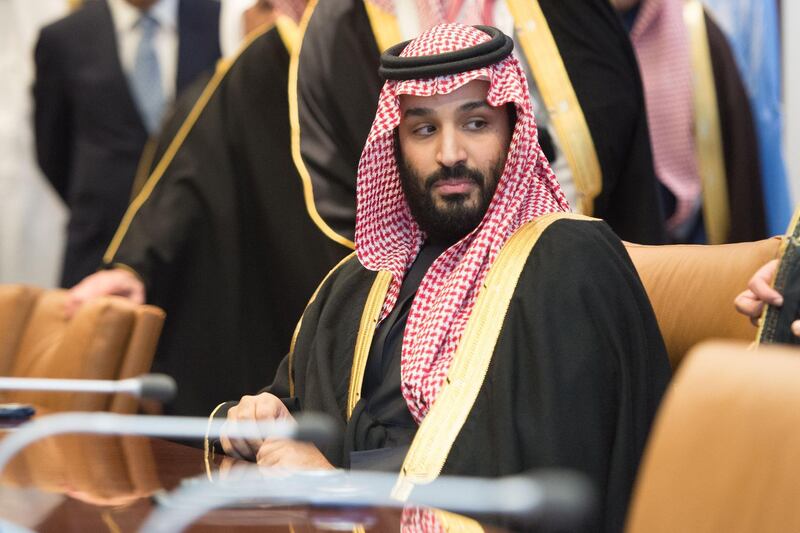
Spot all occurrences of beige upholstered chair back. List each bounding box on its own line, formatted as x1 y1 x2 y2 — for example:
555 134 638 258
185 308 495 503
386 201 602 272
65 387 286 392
626 341 800 533
0 285 165 413
624 237 781 368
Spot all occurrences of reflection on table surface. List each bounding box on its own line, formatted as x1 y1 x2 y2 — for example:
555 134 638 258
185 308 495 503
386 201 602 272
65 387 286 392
0 432 507 532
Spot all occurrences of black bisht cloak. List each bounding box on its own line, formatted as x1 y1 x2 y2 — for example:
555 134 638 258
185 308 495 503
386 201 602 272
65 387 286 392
295 0 667 244
259 219 671 532
106 26 349 415
705 11 766 242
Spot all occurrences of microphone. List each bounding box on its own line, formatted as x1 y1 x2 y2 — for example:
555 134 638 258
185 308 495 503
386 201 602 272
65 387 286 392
0 374 178 403
140 465 596 533
0 411 338 473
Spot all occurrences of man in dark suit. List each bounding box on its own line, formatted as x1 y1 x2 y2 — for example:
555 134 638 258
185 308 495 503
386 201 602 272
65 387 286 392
33 0 220 287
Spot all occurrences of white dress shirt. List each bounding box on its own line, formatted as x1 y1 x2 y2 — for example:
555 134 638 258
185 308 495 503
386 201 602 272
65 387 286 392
219 0 257 58
107 0 179 102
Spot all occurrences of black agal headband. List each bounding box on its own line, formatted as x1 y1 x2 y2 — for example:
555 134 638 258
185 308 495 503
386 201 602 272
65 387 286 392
378 25 514 81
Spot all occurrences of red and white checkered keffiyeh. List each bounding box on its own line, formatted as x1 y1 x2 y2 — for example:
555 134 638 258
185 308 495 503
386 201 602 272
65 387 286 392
630 0 701 235
355 24 570 423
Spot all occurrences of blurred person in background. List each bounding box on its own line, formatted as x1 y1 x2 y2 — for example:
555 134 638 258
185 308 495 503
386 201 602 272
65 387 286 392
33 0 221 288
698 0 792 237
613 0 766 244
292 0 669 248
67 0 348 416
0 0 69 287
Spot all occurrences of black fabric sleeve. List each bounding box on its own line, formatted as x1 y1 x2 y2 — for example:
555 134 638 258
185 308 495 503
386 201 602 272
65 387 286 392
258 352 300 413
705 11 766 242
110 152 204 298
33 26 73 201
296 0 382 240
538 0 667 244
522 221 670 532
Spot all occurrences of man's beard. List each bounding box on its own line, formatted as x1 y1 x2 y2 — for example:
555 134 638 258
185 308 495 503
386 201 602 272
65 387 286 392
398 156 503 246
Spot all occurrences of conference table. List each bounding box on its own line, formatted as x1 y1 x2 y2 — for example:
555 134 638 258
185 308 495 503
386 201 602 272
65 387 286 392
0 426 508 532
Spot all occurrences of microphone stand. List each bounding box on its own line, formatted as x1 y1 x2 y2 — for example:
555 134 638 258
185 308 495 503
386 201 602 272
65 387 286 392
139 463 595 533
0 412 335 473
0 374 177 402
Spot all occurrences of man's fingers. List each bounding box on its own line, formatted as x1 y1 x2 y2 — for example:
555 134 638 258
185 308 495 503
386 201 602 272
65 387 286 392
222 393 291 461
225 417 259 460
235 399 266 454
747 259 783 306
255 439 284 467
792 320 800 338
734 290 765 326
64 269 146 317
223 403 259 460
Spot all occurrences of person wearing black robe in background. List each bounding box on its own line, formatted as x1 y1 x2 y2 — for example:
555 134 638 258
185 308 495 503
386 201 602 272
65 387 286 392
291 0 668 247
68 20 349 416
217 24 671 532
614 0 766 243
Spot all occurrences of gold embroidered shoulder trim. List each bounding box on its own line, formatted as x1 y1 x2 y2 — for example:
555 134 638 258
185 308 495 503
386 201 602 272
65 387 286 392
275 15 300 56
347 270 393 418
103 23 278 263
288 0 357 250
684 0 730 244
505 0 602 216
392 213 597 499
363 0 403 53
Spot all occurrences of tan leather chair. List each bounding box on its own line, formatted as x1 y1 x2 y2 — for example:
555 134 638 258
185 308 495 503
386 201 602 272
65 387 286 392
625 238 781 368
2 435 161 506
0 285 165 413
626 340 800 533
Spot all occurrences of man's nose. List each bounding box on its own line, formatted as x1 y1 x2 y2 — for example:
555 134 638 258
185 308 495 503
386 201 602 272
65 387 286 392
435 127 467 168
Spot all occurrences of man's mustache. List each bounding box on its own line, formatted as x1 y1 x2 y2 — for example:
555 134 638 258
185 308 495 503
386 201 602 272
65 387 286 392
424 164 485 192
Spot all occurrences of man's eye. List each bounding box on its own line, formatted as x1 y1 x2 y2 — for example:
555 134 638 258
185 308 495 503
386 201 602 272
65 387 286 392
465 118 488 130
413 125 436 136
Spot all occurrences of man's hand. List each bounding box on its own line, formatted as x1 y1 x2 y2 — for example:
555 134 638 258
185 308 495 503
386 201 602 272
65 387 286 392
735 259 800 336
257 439 334 470
66 268 145 317
220 393 292 461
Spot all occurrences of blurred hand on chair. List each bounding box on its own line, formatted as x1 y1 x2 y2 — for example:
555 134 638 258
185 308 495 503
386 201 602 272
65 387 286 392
66 268 146 318
735 259 800 337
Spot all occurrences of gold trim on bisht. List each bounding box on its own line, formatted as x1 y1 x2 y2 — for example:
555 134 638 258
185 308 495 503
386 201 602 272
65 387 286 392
755 204 800 344
363 0 403 54
433 509 486 532
392 213 598 500
288 0 357 250
684 0 730 244
347 271 393 419
288 252 357 396
204 401 228 481
103 24 277 263
506 0 603 217
274 14 300 55
130 137 158 200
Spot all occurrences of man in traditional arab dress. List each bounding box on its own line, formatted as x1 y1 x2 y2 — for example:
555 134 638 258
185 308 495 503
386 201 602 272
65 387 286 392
292 0 668 247
218 24 671 532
